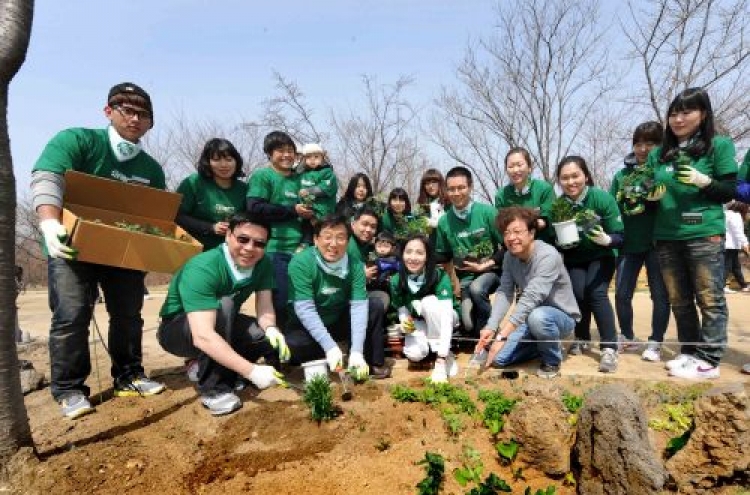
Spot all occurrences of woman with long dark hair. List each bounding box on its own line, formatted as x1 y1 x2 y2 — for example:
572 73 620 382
649 87 738 379
335 173 375 221
417 168 450 229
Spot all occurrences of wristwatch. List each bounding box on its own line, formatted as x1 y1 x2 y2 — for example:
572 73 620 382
495 334 507 342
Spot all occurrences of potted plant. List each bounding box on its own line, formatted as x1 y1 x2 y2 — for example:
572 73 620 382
549 197 579 246
615 166 661 216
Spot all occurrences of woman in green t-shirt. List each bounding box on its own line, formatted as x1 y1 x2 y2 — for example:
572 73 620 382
389 234 458 383
649 87 738 380
416 168 450 231
176 138 248 251
380 187 414 243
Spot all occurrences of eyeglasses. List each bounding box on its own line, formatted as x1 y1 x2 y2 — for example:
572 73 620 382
114 105 152 121
233 233 267 249
503 229 529 239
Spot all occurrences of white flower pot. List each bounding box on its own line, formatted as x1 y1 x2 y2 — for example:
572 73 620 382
301 359 329 383
552 219 580 246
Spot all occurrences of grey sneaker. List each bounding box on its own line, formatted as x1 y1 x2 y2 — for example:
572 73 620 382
599 348 618 373
60 392 94 419
536 363 560 379
568 340 590 356
201 391 242 416
114 375 167 397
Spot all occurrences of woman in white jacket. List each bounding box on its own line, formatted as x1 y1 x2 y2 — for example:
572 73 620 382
724 201 749 292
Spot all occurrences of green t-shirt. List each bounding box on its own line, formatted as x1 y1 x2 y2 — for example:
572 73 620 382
389 268 457 316
33 127 166 190
287 246 367 327
176 173 249 250
434 201 503 281
347 235 374 263
650 136 738 241
494 178 554 242
609 166 657 254
160 246 275 317
299 165 338 218
557 187 623 265
246 166 302 253
738 149 750 182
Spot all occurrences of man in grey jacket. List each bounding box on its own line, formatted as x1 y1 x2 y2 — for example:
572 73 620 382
476 207 580 378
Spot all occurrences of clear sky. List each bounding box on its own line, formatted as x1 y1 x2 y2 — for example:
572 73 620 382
9 0 498 193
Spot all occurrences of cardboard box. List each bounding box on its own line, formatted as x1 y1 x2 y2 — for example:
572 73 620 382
61 171 202 273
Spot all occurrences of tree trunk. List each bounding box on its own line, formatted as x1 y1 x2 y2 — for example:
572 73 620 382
0 0 35 468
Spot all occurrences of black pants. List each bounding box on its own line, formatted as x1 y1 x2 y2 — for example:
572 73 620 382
157 297 277 394
285 297 385 366
567 257 618 351
724 249 747 288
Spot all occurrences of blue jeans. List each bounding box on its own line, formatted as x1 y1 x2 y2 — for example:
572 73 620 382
268 252 293 328
615 250 670 342
567 257 618 350
47 258 146 400
459 272 500 336
493 306 576 367
656 238 727 366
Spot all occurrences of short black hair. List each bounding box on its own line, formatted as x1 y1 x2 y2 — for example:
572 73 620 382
228 212 270 237
197 138 244 180
375 230 396 245
445 166 473 186
351 206 380 224
263 130 296 156
314 214 349 236
632 121 663 145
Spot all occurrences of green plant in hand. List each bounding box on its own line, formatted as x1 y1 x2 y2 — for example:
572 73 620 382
549 197 576 223
416 451 445 495
303 375 337 422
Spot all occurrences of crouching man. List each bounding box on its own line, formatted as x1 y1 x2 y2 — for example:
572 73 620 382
158 213 288 415
476 207 581 378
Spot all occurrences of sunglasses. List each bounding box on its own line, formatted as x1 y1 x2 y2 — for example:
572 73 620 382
233 234 267 249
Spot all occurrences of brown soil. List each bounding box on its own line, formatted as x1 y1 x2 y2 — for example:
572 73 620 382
10 290 750 494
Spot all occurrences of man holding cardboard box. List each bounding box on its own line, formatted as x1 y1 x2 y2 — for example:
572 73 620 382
31 82 166 419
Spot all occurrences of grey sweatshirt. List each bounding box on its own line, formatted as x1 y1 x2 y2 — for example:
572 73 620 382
486 240 581 330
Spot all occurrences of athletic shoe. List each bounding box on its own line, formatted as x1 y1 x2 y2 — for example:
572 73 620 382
668 357 720 379
665 354 692 371
186 359 200 382
618 335 641 353
201 391 242 416
536 363 560 379
60 392 94 419
446 352 458 377
568 340 589 356
598 348 618 373
114 375 167 397
430 363 448 383
641 341 662 362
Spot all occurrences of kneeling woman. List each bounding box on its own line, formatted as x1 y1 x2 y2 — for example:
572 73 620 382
390 234 459 382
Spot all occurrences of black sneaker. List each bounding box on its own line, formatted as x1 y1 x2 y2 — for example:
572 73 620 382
536 363 560 379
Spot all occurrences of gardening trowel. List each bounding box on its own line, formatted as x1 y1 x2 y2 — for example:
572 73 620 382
337 368 353 401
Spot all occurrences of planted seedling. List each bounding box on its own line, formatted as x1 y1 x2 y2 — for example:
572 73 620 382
496 439 519 465
440 407 465 438
415 451 445 495
648 402 694 434
523 486 557 495
478 390 517 437
561 391 584 414
452 445 484 487
665 428 692 458
390 384 420 402
467 473 512 494
303 374 338 423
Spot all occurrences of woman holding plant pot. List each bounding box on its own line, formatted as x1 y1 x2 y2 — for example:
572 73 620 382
494 147 555 243
649 87 737 380
610 122 670 361
176 138 248 251
555 156 624 373
390 234 459 382
417 168 450 232
380 187 414 242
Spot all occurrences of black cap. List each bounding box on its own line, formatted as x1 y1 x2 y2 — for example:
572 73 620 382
107 82 153 119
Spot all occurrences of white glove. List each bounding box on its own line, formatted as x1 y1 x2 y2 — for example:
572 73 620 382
265 326 290 362
39 219 77 259
646 184 666 201
347 351 369 381
247 364 284 389
325 346 344 372
586 226 612 246
676 164 711 189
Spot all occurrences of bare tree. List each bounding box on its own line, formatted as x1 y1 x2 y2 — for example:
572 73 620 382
0 0 35 468
623 0 750 141
261 71 327 146
432 0 616 198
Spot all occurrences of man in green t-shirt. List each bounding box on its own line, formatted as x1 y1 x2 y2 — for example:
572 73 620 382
31 83 166 419
286 215 391 380
246 131 314 329
157 214 288 416
434 167 504 338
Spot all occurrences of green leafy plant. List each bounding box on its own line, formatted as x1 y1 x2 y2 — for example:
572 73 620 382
561 391 584 414
478 390 517 437
574 209 600 232
416 452 445 495
648 402 694 434
549 197 576 223
391 384 420 402
523 486 557 495
453 445 484 487
496 440 519 465
303 375 337 422
467 473 512 494
615 166 660 216
665 429 692 458
440 407 465 437
472 239 495 261
563 472 576 487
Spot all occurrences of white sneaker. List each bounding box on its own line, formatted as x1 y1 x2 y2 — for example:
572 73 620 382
665 354 692 371
641 342 662 362
201 391 242 416
430 363 448 383
668 357 720 379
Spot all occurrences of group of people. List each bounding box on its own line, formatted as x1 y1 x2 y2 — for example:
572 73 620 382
30 82 749 419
